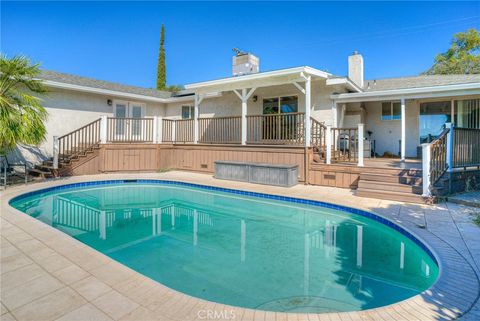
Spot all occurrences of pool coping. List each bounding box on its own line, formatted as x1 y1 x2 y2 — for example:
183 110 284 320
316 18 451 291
2 173 480 321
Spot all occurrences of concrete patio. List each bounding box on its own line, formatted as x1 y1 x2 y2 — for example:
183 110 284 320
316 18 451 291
1 171 479 321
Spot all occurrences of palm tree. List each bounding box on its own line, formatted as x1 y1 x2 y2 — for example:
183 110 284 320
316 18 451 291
0 55 48 155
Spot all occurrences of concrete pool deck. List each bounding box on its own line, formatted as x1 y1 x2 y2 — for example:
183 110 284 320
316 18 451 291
1 171 479 321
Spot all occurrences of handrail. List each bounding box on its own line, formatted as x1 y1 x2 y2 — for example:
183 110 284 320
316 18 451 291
58 118 101 163
430 127 449 184
199 116 241 144
310 118 326 148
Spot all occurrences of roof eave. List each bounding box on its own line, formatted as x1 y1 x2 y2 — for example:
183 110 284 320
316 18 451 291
331 82 480 103
184 66 331 91
42 80 203 103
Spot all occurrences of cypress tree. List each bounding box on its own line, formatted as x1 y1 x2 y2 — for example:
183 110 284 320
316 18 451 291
156 24 166 90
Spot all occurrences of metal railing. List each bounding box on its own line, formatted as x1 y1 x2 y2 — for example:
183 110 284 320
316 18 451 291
452 127 480 168
106 117 154 143
199 116 242 144
246 112 305 145
58 118 101 162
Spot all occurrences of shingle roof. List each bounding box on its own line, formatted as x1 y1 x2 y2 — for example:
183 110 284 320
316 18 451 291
38 70 174 99
363 74 480 92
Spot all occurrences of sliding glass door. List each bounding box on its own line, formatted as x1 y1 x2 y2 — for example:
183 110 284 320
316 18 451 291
455 99 480 129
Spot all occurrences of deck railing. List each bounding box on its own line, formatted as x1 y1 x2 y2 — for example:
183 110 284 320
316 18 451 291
199 116 242 144
246 112 305 145
162 119 175 143
107 117 154 143
174 119 195 143
452 127 480 168
430 128 449 184
58 118 101 162
330 128 358 163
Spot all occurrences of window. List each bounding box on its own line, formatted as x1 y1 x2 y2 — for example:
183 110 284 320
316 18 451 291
262 96 298 115
182 106 195 119
381 102 401 121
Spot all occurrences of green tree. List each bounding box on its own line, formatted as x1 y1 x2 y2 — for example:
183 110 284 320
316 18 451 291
0 55 48 155
156 24 166 90
424 28 480 75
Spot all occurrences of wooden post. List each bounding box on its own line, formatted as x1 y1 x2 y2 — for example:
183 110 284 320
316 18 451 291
241 88 247 145
326 125 332 164
152 116 159 143
53 136 59 170
304 76 311 147
401 98 406 161
157 116 163 143
358 123 364 167
422 143 431 197
194 94 202 144
100 115 108 144
172 120 176 144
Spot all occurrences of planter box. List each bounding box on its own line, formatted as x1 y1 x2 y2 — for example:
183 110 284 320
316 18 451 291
214 161 298 187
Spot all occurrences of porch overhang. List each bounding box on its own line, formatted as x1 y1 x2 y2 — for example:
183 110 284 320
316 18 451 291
184 66 331 94
331 82 480 103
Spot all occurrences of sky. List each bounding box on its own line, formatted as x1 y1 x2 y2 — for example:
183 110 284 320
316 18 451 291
1 1 479 89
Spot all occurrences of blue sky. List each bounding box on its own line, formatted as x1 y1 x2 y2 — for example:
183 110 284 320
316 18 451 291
2 1 479 88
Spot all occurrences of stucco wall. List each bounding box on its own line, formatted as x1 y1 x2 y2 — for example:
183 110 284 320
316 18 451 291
9 89 166 165
362 100 419 158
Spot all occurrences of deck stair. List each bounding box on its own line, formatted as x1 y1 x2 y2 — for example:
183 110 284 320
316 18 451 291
355 168 428 204
28 118 102 179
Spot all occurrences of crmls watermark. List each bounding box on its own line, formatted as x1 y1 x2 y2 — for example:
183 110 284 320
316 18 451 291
197 309 236 319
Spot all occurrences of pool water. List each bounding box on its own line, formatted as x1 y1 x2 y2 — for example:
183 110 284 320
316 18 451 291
10 181 438 313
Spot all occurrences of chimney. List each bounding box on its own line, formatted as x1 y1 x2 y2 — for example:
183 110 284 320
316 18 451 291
348 51 364 88
232 48 259 76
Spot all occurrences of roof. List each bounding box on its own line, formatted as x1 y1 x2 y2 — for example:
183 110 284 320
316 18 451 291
38 70 174 99
363 75 480 92
184 66 332 91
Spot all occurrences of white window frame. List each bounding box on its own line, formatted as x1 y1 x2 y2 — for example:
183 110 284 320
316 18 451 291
181 105 195 119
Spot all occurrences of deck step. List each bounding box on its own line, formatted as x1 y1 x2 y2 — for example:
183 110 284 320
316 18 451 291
355 189 427 204
359 173 423 185
358 180 423 194
28 168 54 178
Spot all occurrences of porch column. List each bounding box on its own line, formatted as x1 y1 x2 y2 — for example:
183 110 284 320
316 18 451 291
194 94 204 144
234 88 256 145
241 88 248 145
304 76 312 147
401 98 406 161
332 102 338 127
358 123 364 167
326 125 332 164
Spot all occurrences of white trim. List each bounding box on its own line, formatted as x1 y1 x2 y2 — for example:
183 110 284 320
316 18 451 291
184 66 330 90
332 82 480 103
325 77 363 93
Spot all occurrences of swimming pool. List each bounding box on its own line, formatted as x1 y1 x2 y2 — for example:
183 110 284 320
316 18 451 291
10 180 439 313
